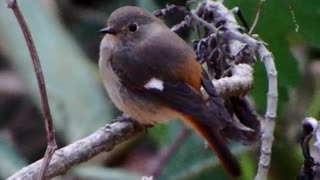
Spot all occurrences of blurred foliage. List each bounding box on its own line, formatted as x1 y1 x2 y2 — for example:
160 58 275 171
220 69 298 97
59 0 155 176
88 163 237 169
0 138 26 179
0 0 320 179
72 165 142 180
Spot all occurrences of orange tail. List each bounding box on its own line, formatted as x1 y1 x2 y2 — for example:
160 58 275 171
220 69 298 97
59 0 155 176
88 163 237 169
181 115 241 178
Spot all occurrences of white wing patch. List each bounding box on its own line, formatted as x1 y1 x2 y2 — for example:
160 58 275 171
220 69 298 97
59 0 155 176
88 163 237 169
144 77 164 91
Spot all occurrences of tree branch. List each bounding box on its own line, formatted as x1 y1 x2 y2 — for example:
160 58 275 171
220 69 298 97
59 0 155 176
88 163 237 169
8 117 145 180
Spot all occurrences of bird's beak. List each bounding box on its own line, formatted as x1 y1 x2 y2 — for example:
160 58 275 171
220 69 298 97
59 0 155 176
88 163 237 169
99 27 116 35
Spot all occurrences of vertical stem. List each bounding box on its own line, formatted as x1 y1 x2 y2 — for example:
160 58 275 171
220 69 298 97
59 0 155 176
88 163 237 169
6 1 58 179
255 44 278 180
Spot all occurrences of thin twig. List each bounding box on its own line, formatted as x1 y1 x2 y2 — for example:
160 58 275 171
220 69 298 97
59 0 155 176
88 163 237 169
6 0 58 179
188 11 218 33
149 128 191 178
249 0 264 35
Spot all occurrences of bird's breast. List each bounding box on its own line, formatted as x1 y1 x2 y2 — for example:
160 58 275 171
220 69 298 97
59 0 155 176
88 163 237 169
99 53 176 125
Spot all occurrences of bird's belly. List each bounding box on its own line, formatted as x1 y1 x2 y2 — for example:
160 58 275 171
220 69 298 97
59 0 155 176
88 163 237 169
100 60 175 125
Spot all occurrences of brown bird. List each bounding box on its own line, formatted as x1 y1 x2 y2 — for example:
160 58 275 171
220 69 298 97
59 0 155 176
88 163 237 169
99 6 240 177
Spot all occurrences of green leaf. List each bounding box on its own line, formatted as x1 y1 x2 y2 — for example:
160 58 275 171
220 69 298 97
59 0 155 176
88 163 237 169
148 124 170 146
165 140 247 180
239 153 256 180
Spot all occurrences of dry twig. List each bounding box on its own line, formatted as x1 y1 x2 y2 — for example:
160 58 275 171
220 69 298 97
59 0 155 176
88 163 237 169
249 0 264 35
6 0 57 179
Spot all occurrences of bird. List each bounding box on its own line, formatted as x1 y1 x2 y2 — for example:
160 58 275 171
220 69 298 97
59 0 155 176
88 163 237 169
98 6 241 177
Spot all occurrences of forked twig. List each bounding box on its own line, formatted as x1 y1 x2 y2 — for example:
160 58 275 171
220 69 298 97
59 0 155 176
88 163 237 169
6 0 57 179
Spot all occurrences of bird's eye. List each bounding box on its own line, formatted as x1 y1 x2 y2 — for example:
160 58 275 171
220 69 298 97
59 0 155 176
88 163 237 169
128 23 138 32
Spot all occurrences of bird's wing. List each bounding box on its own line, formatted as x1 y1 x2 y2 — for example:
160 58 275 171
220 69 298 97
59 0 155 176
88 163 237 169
110 28 201 90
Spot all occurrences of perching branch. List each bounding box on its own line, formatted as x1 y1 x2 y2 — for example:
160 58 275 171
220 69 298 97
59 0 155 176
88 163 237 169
6 0 57 179
7 117 145 180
